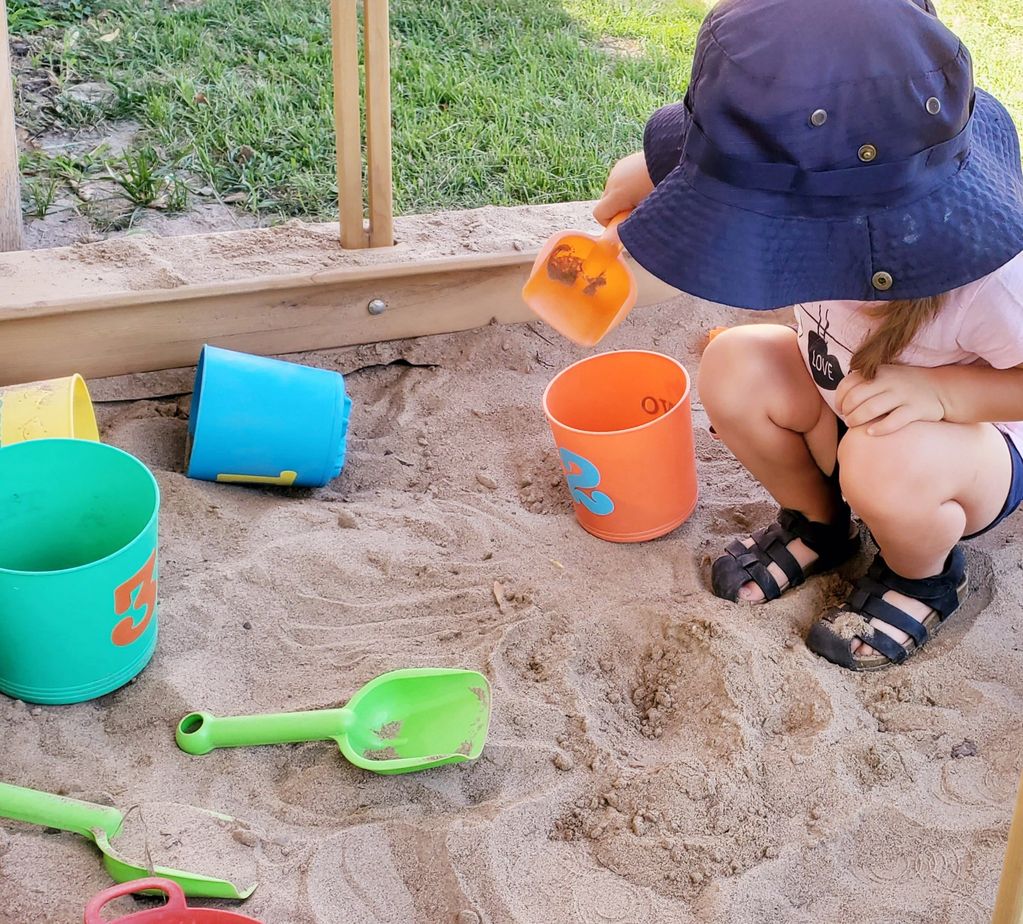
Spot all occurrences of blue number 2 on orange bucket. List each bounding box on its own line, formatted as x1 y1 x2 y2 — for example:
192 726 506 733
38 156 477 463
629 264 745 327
559 448 614 516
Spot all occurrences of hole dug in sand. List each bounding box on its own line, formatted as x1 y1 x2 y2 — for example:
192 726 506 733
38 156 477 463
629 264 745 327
552 756 775 902
588 616 743 758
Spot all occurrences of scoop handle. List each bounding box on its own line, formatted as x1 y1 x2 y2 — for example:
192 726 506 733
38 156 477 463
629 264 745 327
0 781 123 840
602 210 631 237
581 210 632 277
176 707 355 755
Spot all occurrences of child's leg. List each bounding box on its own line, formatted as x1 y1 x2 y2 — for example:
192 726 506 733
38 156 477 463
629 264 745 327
699 325 841 521
699 325 850 602
835 420 1011 658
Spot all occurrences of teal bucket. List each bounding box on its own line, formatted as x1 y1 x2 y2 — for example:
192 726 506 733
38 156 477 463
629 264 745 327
0 439 160 704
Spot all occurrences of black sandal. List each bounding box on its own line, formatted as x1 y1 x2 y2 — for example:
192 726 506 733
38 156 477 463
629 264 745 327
806 546 968 671
711 506 860 603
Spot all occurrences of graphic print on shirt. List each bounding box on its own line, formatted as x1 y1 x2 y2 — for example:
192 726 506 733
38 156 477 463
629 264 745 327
804 307 851 391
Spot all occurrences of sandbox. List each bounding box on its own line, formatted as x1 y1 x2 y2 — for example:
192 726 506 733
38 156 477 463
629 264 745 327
1 2 1022 921
2 289 1022 922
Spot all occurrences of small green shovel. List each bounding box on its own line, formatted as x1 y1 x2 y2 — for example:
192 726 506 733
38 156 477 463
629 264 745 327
177 668 492 775
0 782 256 899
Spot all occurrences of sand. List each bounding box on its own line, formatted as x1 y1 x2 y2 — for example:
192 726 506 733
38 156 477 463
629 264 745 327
111 801 259 889
1 261 1022 922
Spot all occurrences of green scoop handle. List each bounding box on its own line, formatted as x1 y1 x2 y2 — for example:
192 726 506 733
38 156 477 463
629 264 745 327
176 708 355 755
0 781 123 840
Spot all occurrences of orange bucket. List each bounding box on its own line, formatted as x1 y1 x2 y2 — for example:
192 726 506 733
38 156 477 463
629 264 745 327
543 350 698 542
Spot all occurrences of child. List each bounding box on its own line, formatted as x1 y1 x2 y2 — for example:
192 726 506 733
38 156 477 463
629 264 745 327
594 0 1023 670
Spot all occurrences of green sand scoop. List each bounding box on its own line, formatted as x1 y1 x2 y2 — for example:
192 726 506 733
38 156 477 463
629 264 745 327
0 781 256 899
177 668 492 775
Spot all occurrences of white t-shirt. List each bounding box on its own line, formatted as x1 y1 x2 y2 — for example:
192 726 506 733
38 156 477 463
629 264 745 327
794 250 1023 455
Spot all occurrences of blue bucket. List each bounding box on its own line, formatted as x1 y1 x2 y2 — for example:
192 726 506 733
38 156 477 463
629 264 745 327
187 346 352 488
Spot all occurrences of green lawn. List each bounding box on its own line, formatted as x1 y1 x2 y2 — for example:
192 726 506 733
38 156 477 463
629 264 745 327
7 0 1022 226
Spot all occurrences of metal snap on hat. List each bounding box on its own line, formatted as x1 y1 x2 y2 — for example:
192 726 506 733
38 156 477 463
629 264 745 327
618 0 1023 310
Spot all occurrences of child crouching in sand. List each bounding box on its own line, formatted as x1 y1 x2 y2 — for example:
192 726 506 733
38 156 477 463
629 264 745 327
595 0 1023 670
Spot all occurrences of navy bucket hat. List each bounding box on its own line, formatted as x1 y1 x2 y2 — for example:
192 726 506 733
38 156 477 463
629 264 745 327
617 0 1023 310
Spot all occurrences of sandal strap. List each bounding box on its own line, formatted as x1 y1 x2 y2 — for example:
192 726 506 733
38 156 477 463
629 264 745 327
843 546 967 662
848 589 929 648
752 522 805 589
860 626 911 664
778 506 851 559
714 506 857 603
724 538 783 600
866 548 967 622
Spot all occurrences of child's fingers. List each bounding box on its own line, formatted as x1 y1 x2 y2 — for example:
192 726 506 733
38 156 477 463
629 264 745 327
835 371 865 411
592 197 619 226
866 405 919 436
843 391 898 428
836 378 879 417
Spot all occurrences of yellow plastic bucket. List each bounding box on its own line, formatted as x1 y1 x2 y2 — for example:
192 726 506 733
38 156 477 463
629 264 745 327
0 374 99 446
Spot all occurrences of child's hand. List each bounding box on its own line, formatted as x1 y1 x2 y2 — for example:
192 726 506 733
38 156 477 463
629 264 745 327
837 366 947 436
593 152 655 227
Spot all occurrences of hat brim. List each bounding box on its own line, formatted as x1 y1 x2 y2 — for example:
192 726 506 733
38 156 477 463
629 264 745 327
618 90 1023 310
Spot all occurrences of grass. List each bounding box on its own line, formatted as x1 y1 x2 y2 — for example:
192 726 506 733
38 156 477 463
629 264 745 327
11 0 702 222
941 0 1023 122
8 0 1023 226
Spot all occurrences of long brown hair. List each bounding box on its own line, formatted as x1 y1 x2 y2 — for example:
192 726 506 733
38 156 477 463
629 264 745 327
850 295 946 379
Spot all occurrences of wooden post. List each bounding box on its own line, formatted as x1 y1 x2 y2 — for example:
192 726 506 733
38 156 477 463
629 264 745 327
0 0 24 252
363 0 393 247
330 0 393 250
993 768 1023 924
331 0 365 248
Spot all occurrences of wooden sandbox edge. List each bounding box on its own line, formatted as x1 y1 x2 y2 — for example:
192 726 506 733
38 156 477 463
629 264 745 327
0 203 678 384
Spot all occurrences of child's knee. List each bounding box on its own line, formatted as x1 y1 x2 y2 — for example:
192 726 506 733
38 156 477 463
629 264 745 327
838 424 932 516
699 325 799 416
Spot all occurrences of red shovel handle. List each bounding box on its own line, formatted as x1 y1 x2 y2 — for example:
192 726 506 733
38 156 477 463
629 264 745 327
84 878 188 923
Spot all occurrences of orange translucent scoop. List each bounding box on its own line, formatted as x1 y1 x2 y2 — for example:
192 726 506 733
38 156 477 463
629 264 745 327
522 211 637 347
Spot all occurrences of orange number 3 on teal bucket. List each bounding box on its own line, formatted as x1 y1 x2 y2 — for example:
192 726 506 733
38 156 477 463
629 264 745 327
111 550 158 647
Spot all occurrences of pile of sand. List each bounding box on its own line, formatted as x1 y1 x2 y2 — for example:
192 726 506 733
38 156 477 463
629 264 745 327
1 284 1021 922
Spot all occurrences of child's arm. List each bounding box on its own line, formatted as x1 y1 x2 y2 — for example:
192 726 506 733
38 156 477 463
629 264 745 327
929 364 1023 425
593 152 654 227
838 364 1023 436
